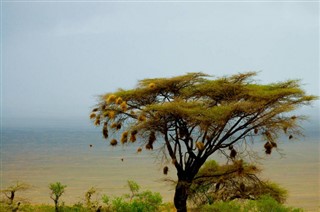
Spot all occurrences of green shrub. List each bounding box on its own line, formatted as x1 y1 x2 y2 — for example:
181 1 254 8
107 180 162 212
199 196 303 212
189 160 289 206
244 195 303 212
111 197 131 211
200 201 241 212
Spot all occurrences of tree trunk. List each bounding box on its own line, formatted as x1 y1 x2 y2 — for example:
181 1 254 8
54 199 59 212
174 180 190 212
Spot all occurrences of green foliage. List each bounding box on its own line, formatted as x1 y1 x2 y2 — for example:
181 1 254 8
14 203 90 212
101 194 110 205
92 72 317 156
0 181 31 211
200 201 242 212
105 180 162 212
260 182 288 204
199 196 303 212
189 160 287 206
0 188 303 212
84 187 100 211
243 195 303 212
49 182 67 212
1 181 30 203
111 191 162 212
49 182 67 200
91 72 317 211
127 180 140 197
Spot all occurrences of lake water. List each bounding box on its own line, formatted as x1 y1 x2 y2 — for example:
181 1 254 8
1 126 319 211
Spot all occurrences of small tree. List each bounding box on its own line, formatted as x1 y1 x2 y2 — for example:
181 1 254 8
84 187 100 211
90 72 316 211
49 182 66 212
1 182 30 211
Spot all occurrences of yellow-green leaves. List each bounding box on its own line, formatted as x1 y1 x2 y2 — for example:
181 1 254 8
106 94 117 103
91 72 317 159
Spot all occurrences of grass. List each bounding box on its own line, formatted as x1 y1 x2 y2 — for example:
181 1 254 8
1 181 303 212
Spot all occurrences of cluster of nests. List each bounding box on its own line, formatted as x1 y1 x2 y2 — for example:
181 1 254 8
108 130 155 153
254 129 294 155
228 141 277 156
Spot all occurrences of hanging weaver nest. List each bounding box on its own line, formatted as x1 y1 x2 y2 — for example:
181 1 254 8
149 131 156 144
230 149 237 158
254 128 259 134
92 108 98 112
179 127 188 138
289 135 293 140
116 123 122 130
120 101 127 111
137 147 142 153
103 111 109 118
138 114 146 122
94 119 100 126
145 131 156 150
148 83 156 89
111 122 118 129
270 141 277 148
106 94 117 103
196 141 205 151
102 124 108 139
130 132 137 142
121 132 128 144
130 135 136 142
108 111 116 119
172 158 177 165
110 139 118 146
111 122 122 130
146 143 153 150
264 142 273 154
115 97 123 105
90 113 96 119
163 166 169 175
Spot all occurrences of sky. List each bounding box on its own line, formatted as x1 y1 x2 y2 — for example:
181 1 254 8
1 1 319 128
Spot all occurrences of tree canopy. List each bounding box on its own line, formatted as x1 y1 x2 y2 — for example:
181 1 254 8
90 72 316 211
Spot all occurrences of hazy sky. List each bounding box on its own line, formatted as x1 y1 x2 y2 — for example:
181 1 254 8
1 1 319 127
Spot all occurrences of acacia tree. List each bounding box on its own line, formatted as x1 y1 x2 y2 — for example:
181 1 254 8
49 182 67 212
90 72 316 212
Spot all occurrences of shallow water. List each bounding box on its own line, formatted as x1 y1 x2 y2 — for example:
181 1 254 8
1 127 319 211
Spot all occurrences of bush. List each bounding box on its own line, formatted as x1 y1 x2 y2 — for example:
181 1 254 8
200 201 242 212
198 195 303 212
189 160 288 206
108 181 163 212
244 195 303 212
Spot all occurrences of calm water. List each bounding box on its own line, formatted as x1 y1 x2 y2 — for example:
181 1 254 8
1 127 319 211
